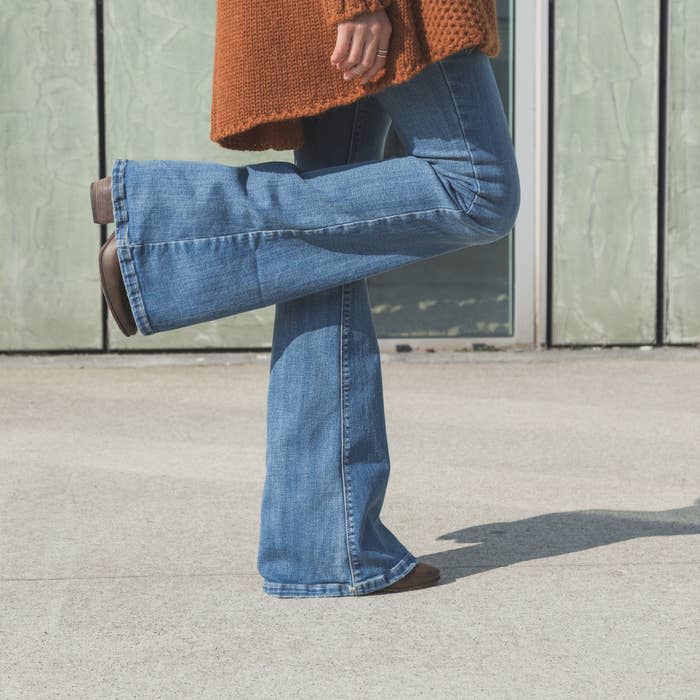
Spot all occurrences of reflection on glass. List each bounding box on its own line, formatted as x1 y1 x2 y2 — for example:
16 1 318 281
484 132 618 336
369 0 514 339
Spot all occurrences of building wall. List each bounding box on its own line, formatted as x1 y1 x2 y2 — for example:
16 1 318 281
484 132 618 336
551 0 659 344
1 1 698 350
665 0 700 342
1 1 101 350
551 0 700 345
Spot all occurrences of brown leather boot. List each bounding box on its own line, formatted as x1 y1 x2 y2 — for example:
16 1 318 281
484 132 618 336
99 232 137 336
367 563 440 595
91 176 114 224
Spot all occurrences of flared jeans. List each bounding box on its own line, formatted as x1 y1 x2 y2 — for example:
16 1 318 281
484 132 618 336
110 46 520 597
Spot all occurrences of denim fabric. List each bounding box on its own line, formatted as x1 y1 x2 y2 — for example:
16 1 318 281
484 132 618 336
111 46 519 597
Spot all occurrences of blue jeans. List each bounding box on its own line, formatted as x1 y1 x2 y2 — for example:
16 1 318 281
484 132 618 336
111 46 520 597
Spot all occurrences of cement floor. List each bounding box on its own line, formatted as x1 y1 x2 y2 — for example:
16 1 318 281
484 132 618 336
1 347 698 698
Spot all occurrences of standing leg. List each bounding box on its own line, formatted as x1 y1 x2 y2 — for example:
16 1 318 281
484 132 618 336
259 98 417 597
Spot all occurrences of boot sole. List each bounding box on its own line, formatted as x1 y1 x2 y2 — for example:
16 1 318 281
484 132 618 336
366 571 440 595
99 232 137 337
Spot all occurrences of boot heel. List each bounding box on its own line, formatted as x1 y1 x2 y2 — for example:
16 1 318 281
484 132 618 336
90 176 114 224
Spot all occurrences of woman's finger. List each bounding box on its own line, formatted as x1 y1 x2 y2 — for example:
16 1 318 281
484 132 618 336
346 33 377 82
339 27 369 75
330 24 354 67
358 38 388 84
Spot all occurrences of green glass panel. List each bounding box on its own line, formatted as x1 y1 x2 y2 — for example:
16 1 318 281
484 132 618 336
552 0 659 345
665 0 700 343
0 1 101 349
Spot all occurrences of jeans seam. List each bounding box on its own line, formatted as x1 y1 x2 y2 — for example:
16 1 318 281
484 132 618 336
250 230 266 307
337 97 370 592
339 283 359 590
347 99 362 163
437 59 481 215
121 205 464 247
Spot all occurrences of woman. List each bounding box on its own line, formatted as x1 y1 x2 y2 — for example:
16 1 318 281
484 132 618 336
90 0 520 597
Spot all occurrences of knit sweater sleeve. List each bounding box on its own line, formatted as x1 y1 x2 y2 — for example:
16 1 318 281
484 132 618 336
321 0 392 27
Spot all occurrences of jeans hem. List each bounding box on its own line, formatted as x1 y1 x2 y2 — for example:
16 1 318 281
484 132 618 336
261 550 418 598
110 158 155 336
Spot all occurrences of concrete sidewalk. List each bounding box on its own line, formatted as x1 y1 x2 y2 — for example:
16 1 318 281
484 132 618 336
1 347 698 698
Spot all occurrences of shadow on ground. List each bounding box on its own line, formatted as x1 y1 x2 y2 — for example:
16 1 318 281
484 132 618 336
419 498 700 585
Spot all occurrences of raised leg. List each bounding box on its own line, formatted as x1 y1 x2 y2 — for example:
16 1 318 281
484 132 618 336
110 47 519 336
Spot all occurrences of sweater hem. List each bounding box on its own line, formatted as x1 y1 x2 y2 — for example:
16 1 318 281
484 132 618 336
211 37 498 152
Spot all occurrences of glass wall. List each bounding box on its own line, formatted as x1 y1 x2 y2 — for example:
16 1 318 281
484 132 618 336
369 0 515 339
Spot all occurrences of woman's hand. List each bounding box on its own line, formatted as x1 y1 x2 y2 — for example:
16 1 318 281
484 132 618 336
330 9 392 85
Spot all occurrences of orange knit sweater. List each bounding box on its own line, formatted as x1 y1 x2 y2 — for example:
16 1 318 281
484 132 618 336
210 0 500 151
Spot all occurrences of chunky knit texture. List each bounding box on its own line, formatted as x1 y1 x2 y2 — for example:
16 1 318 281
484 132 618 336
211 0 500 151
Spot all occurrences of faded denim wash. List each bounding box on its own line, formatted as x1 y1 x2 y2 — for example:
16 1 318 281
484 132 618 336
110 46 520 597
